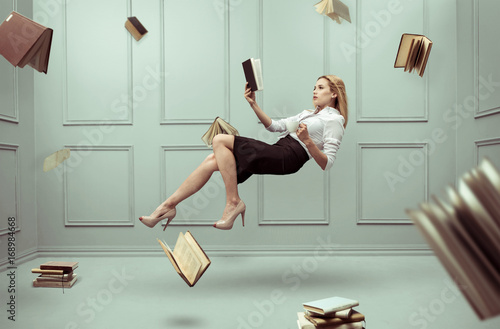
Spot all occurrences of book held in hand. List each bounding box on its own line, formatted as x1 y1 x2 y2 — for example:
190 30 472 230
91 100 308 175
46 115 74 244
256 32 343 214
0 11 53 74
157 231 211 287
242 58 263 91
394 33 433 77
406 157 500 320
201 117 239 148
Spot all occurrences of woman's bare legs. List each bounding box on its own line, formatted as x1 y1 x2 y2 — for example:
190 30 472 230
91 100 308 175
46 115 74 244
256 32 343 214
145 153 219 219
211 134 243 222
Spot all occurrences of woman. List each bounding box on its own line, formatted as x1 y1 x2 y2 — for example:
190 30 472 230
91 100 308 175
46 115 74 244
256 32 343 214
139 75 348 230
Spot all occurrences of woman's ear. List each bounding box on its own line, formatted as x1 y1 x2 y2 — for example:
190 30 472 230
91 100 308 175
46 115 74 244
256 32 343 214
332 93 337 99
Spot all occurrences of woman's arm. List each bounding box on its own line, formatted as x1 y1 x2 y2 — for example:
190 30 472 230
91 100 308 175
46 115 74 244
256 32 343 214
244 83 272 128
297 124 328 170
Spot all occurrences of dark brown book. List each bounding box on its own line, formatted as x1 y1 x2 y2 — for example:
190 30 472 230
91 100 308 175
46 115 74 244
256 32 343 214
125 16 148 41
40 261 78 274
394 33 432 77
0 11 53 73
242 58 263 91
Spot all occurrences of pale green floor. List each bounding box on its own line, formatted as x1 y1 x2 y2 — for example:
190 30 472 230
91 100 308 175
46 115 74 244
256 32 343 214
1 255 500 329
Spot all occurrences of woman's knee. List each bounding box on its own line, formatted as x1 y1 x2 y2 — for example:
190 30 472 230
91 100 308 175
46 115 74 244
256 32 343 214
212 134 234 150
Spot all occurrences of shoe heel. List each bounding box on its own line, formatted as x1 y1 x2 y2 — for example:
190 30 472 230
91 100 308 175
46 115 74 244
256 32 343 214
241 209 245 227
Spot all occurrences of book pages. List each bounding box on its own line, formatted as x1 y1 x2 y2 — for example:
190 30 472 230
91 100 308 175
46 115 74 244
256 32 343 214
184 231 211 282
172 232 202 285
43 148 70 172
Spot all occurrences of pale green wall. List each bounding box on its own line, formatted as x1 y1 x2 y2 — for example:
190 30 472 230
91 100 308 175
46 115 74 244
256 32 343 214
0 0 37 263
1 0 499 260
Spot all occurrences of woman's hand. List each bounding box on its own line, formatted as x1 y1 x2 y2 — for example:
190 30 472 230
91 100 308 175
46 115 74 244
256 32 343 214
244 82 256 105
296 123 311 143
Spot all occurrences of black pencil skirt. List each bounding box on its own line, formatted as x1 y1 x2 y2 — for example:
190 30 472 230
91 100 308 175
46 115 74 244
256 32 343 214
232 135 310 184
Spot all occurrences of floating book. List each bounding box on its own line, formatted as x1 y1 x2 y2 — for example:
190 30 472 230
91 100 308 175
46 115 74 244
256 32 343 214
314 0 351 24
125 16 148 41
201 117 239 148
242 58 263 91
43 148 70 172
157 231 211 287
406 157 500 320
394 33 433 77
0 11 53 74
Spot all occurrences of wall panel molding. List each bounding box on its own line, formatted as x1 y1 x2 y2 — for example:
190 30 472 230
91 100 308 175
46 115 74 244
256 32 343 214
63 145 135 226
0 143 20 235
473 0 500 118
62 0 133 126
357 142 428 224
0 0 19 123
474 137 500 165
160 0 229 125
356 0 429 122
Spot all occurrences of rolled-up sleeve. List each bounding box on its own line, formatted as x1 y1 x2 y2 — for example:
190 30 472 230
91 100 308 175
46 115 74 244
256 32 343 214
322 118 344 171
265 112 303 133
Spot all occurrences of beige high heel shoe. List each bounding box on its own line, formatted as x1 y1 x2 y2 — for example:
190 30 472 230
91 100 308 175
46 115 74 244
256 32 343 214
213 201 246 230
139 208 176 231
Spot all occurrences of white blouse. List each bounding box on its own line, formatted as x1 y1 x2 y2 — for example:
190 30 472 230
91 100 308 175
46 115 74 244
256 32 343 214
265 106 345 171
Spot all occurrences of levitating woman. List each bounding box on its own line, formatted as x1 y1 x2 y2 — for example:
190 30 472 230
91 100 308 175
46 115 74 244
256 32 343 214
139 75 348 230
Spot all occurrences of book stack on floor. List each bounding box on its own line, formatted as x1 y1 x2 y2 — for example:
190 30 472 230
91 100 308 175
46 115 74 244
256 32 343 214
32 261 78 288
297 296 365 329
406 157 500 320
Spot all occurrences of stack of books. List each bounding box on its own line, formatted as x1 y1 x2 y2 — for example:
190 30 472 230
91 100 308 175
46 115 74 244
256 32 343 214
32 261 78 288
406 157 500 320
297 296 365 329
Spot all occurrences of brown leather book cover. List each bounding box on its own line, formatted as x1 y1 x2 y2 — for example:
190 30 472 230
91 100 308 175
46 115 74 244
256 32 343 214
0 11 53 73
305 310 365 328
125 16 148 41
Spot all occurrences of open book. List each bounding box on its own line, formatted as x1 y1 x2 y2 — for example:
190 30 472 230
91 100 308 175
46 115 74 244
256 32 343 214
157 231 211 287
242 58 263 91
394 33 433 77
406 158 500 320
201 117 239 148
314 0 351 24
0 11 53 74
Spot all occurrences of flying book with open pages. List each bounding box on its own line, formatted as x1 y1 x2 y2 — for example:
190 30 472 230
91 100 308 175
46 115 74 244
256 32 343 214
201 117 239 148
394 33 433 77
0 11 53 73
406 157 500 320
314 0 351 24
242 58 263 91
157 231 211 287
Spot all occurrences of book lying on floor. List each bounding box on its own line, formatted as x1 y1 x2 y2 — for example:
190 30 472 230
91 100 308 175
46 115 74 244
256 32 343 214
394 33 433 77
125 16 148 41
303 296 359 315
406 157 500 320
157 231 211 287
32 261 79 288
297 312 364 329
314 0 351 24
201 116 239 148
242 58 263 91
0 11 53 73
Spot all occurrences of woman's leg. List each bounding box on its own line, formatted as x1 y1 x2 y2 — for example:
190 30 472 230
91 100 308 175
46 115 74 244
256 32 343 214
146 153 219 219
211 134 242 218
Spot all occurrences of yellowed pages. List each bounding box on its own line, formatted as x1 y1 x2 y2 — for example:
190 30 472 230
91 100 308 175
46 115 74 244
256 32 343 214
184 231 211 282
43 148 70 172
172 232 202 285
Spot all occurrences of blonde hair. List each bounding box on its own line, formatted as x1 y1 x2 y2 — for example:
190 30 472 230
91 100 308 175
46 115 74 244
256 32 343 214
317 75 348 128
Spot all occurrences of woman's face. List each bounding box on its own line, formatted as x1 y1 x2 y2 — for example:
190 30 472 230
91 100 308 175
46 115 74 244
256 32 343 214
313 78 336 109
